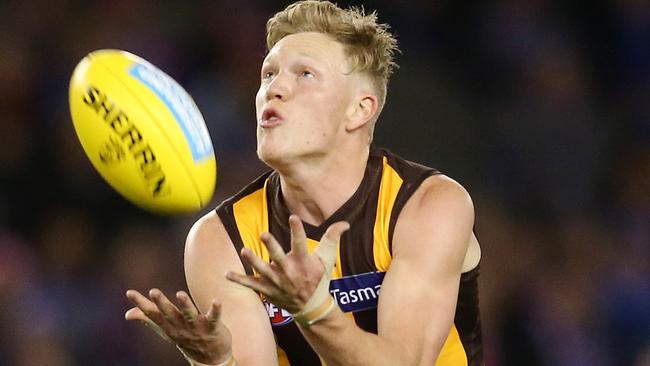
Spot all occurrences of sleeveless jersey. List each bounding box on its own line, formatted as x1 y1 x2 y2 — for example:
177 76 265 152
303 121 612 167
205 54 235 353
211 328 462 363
216 147 483 365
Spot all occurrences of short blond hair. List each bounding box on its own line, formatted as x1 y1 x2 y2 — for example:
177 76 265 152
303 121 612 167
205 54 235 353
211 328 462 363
266 1 399 111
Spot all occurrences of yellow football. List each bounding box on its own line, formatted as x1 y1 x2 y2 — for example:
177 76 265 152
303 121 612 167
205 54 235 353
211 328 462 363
69 50 216 214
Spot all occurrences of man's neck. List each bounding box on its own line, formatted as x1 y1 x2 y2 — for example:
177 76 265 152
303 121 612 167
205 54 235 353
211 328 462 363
277 145 370 226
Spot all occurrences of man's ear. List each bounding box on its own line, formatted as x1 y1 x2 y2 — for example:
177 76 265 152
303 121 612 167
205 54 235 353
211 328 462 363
345 94 378 132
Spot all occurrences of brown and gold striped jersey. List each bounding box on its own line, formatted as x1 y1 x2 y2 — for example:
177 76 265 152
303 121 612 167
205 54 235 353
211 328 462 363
216 147 483 365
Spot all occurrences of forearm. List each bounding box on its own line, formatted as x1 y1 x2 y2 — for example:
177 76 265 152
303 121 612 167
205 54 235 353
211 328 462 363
298 307 417 366
174 317 275 366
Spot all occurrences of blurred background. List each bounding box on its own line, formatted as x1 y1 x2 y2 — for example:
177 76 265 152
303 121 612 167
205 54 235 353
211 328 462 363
0 0 648 365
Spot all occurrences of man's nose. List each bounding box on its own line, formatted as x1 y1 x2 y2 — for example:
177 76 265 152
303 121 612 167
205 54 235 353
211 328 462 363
265 73 291 101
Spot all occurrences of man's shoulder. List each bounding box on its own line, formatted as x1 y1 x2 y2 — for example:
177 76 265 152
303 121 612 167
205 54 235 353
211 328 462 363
408 174 473 216
393 173 474 245
391 174 475 268
186 209 231 253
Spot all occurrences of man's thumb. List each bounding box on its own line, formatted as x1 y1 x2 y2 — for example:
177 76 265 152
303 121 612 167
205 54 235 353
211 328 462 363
314 221 350 274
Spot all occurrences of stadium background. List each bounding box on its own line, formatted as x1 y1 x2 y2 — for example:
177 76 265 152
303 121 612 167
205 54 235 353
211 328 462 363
0 0 648 365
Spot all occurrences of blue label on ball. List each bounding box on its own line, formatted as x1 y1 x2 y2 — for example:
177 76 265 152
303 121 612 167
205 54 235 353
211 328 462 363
129 63 213 163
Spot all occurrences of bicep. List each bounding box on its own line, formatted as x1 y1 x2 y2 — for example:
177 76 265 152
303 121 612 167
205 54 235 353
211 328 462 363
185 211 278 365
377 257 462 364
377 176 474 364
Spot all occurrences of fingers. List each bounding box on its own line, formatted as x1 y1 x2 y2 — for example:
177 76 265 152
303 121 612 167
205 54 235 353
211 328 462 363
126 289 163 323
149 289 185 326
205 300 223 332
125 306 147 322
225 271 275 297
126 289 199 329
240 247 281 285
289 215 309 257
176 291 199 322
124 291 148 322
125 289 173 341
125 289 171 328
260 232 286 266
125 289 228 346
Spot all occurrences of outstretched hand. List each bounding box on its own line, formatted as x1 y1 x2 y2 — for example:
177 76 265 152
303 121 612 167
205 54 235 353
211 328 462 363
226 215 349 314
125 289 232 365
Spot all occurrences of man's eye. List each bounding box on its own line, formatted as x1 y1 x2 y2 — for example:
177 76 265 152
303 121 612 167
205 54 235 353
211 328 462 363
263 71 275 80
301 70 314 78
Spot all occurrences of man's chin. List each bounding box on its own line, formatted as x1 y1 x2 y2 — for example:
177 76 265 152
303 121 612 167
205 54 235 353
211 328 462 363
257 146 286 167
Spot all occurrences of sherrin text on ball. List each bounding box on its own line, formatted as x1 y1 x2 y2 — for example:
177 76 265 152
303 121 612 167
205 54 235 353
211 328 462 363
69 49 216 214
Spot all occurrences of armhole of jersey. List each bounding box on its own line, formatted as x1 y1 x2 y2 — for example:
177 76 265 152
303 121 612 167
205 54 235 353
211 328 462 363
215 207 254 276
372 157 402 271
387 170 439 255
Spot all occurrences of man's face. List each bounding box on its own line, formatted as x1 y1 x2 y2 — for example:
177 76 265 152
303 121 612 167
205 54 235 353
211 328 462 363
255 32 354 166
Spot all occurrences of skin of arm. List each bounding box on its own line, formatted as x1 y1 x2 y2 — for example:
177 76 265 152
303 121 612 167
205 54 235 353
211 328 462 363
294 175 475 366
183 211 279 365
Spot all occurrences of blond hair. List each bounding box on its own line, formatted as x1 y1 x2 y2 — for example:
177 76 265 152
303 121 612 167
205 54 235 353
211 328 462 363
266 0 399 113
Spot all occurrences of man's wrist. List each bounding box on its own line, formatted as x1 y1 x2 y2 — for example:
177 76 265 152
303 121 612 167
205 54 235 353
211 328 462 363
176 346 237 366
293 294 336 327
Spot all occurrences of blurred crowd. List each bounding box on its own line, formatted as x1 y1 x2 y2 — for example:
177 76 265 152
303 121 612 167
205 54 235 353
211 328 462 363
0 1 648 365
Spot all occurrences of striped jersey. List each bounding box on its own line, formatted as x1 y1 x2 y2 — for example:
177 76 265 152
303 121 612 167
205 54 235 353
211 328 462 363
216 147 483 365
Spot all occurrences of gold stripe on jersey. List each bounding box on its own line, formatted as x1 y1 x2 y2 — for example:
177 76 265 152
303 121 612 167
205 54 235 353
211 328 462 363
232 179 270 270
277 346 290 366
305 238 319 255
232 179 297 365
373 156 403 271
435 325 468 366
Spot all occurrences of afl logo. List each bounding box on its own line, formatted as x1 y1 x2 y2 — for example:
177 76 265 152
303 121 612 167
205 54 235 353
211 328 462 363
263 299 293 326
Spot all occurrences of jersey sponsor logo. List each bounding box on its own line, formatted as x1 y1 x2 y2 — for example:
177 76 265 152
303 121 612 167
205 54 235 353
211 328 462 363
264 271 386 326
330 271 385 313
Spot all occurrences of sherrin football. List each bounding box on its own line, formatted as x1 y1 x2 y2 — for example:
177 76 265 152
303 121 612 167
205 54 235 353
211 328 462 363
69 50 216 214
